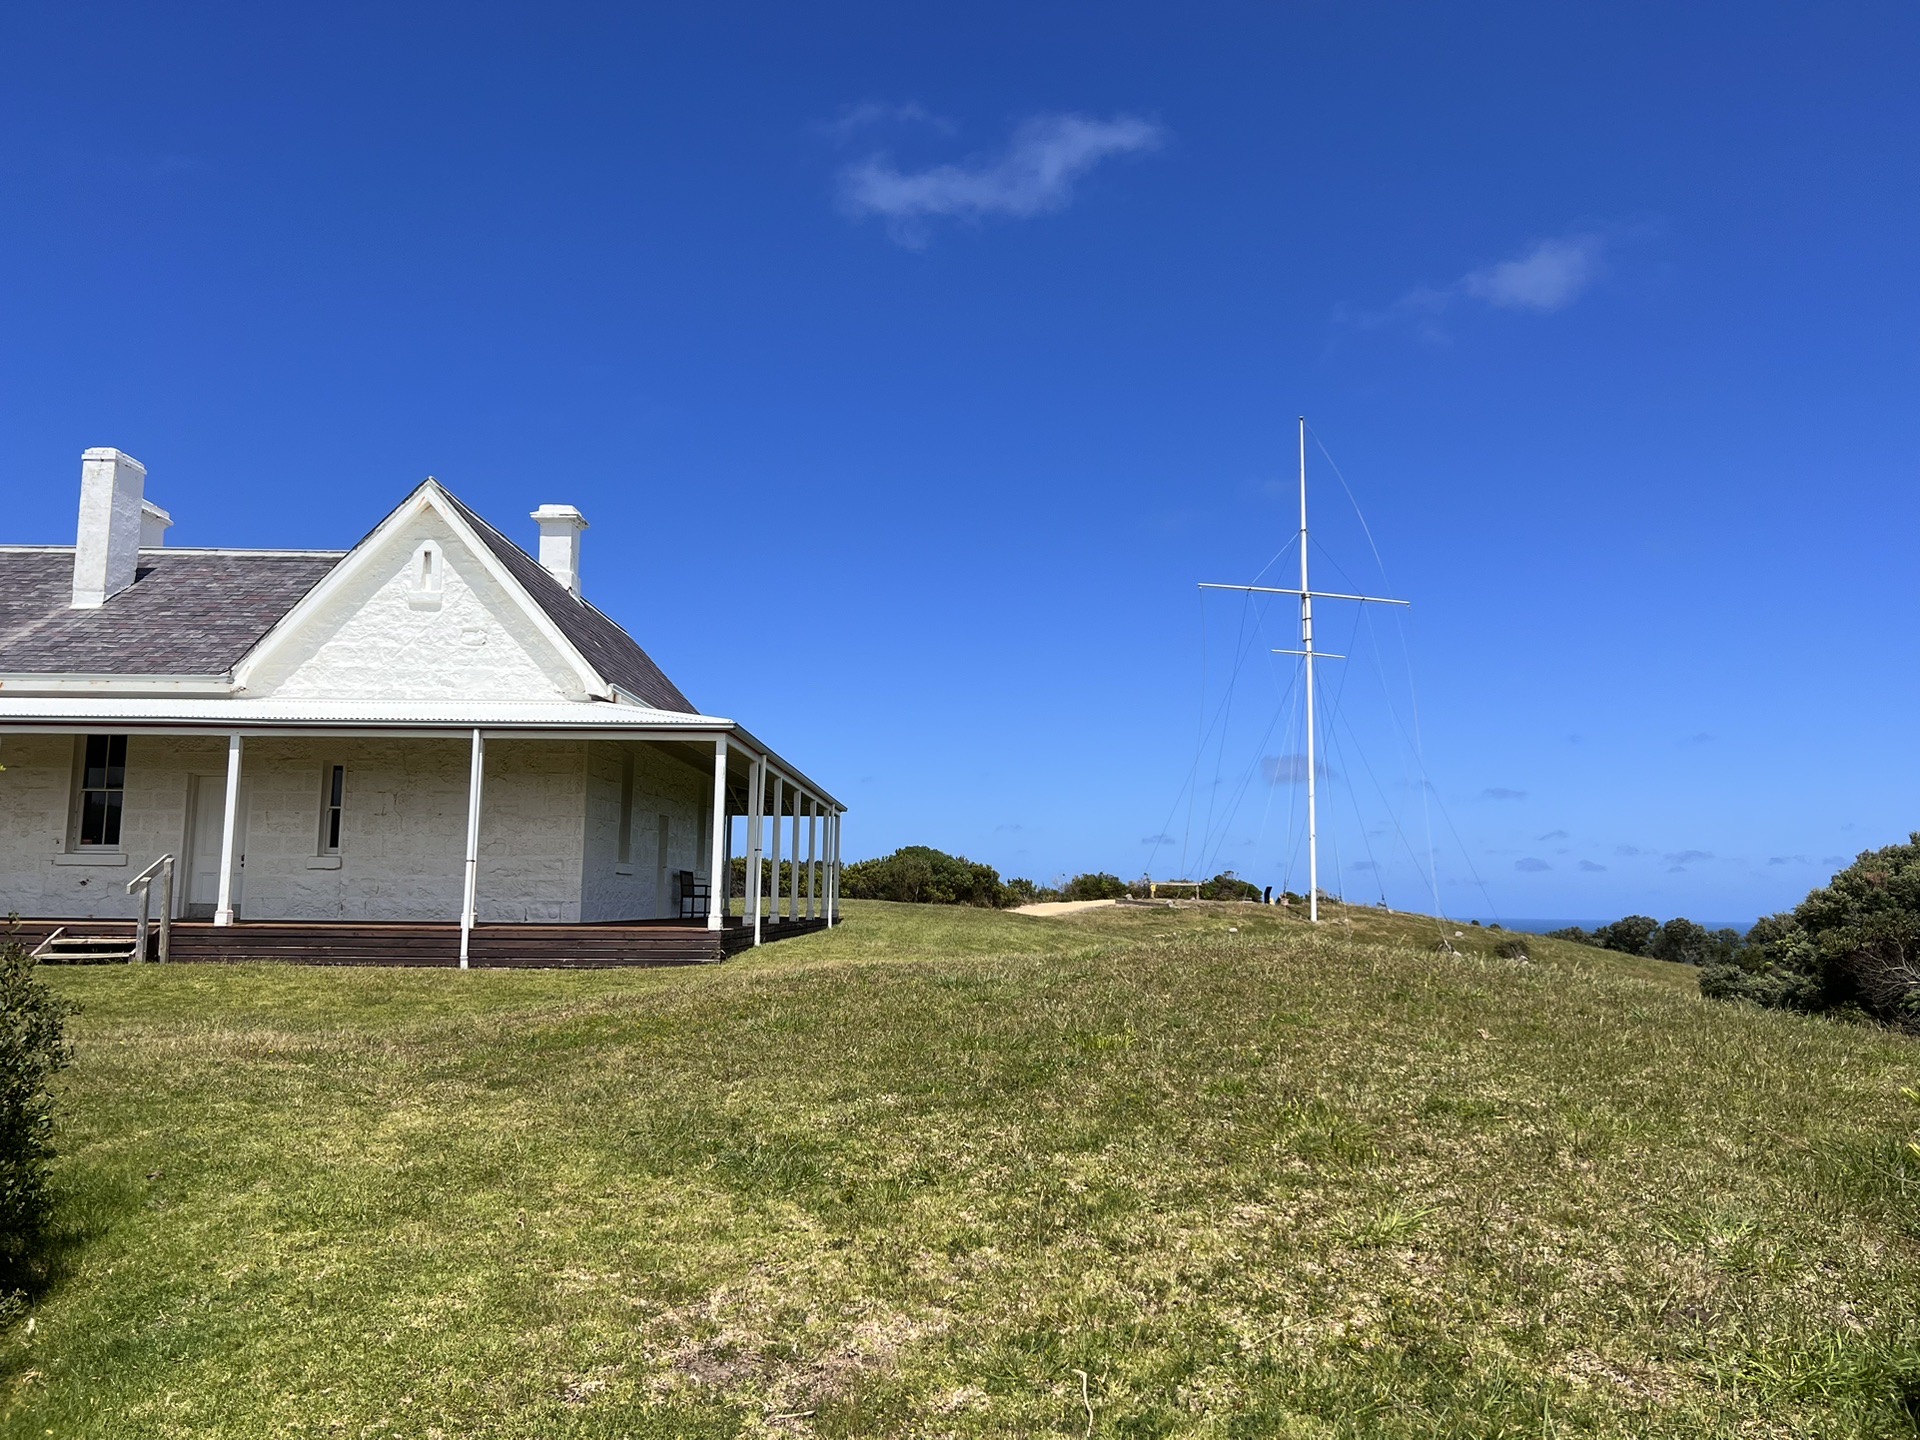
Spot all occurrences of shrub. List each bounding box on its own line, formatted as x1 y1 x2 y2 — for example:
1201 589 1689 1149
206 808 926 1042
839 847 1005 907
1701 837 1920 1030
1001 877 1041 908
1199 871 1262 902
1061 872 1129 902
1 930 74 1314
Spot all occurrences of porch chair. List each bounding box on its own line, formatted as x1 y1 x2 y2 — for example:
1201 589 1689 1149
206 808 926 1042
677 870 711 921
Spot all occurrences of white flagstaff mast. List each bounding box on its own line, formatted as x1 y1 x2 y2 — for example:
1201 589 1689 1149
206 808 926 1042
1199 415 1408 923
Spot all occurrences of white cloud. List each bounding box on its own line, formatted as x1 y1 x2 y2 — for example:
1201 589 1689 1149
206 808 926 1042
1350 231 1610 333
821 102 955 144
839 112 1164 244
1460 235 1606 312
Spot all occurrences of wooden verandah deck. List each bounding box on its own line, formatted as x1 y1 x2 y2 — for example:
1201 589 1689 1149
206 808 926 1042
8 915 830 968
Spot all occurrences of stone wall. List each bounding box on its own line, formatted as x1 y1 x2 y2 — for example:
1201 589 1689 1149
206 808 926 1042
579 740 711 921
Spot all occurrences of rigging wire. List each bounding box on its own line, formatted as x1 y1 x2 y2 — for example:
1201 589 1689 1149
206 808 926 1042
1308 426 1449 918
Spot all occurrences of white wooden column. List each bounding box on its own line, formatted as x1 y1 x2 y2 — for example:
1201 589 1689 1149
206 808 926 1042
747 755 765 945
826 809 841 927
768 773 784 928
787 800 801 920
212 733 244 926
706 736 728 931
459 728 485 969
803 798 816 921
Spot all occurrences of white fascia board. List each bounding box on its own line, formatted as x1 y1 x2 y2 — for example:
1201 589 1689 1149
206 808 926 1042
229 483 612 701
0 673 235 696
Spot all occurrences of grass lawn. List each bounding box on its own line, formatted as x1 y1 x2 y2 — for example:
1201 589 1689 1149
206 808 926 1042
5 900 1920 1437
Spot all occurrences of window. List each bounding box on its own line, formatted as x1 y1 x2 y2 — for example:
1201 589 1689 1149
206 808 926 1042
616 750 635 866
76 735 127 848
320 764 345 854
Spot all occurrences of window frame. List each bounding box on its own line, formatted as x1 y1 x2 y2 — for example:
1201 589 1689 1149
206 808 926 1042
318 763 346 856
71 734 129 851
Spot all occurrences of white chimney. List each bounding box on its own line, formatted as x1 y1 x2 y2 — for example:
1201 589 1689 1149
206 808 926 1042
530 504 587 597
140 500 173 548
72 448 149 608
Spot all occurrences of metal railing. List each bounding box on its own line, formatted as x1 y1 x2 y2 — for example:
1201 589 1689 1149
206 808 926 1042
127 854 176 964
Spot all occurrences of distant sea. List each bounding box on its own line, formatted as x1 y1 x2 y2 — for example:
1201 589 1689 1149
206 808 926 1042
1468 917 1756 937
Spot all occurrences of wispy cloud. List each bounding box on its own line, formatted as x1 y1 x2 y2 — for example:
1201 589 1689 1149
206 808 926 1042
1459 235 1606 312
1140 833 1174 846
1481 787 1529 801
1767 855 1807 866
1537 829 1569 842
1350 860 1380 872
1345 231 1610 335
1614 845 1643 858
1665 849 1714 866
1578 860 1608 873
819 101 956 144
1680 732 1715 746
1263 753 1333 786
1515 857 1552 872
838 112 1165 246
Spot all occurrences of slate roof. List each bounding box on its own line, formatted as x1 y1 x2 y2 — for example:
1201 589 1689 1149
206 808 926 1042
441 491 698 714
0 488 700 715
0 549 341 676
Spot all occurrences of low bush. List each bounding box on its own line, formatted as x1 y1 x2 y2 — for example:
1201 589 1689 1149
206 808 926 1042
839 847 1005 907
1061 872 1129 902
1 930 74 1320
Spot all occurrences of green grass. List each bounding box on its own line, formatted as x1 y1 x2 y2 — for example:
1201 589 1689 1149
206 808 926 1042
5 900 1920 1437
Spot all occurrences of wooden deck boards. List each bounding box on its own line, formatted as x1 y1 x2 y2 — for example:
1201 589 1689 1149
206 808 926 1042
5 915 831 967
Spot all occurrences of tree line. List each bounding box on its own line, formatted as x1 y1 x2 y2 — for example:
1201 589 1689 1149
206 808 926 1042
833 846 1264 910
1560 836 1920 1033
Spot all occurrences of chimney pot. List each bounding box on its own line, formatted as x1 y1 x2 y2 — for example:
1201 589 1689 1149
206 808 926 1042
530 504 588 597
72 448 150 608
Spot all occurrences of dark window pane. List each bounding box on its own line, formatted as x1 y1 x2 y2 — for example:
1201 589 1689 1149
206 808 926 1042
82 735 127 790
83 736 110 790
329 766 344 807
326 809 341 850
79 789 122 847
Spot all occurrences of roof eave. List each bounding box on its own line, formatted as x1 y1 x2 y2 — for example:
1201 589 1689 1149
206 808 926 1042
0 672 236 697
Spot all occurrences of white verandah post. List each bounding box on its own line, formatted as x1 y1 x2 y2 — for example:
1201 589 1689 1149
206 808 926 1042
803 797 816 921
747 754 765 946
707 736 729 931
768 773 784 930
787 800 800 921
213 733 244 926
459 728 485 969
827 808 841 926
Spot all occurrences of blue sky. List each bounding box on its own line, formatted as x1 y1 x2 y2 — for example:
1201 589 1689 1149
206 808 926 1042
4 2 1917 922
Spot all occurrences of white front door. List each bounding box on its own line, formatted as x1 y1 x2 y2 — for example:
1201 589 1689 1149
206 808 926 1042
185 773 247 919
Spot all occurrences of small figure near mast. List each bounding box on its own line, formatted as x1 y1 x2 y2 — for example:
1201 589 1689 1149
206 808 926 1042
1198 416 1409 923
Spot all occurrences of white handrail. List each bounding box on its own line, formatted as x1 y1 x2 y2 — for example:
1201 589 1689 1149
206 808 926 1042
126 854 177 963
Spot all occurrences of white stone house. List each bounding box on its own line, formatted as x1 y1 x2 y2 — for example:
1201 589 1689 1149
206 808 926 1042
0 448 841 964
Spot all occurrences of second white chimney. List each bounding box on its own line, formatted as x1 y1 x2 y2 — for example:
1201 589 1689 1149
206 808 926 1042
72 448 149 608
531 504 588 597
140 500 173 548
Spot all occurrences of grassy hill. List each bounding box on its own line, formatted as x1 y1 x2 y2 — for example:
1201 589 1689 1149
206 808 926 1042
5 901 1918 1438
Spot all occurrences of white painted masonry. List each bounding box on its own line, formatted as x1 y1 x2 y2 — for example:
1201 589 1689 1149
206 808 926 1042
243 509 584 703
